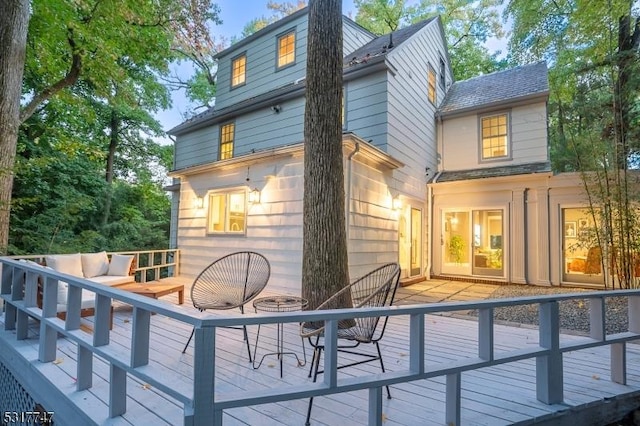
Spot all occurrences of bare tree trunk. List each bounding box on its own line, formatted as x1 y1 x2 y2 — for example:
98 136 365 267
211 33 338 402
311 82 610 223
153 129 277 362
0 0 30 255
302 0 350 310
102 108 119 226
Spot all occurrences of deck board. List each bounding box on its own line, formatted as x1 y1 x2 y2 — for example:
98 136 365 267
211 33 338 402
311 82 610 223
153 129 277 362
4 293 640 425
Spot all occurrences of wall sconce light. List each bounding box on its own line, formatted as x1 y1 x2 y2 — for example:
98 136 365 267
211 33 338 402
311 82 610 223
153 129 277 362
195 196 204 209
392 196 402 210
248 187 261 204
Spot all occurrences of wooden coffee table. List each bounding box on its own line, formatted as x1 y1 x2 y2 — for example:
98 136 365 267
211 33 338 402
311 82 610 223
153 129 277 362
116 280 185 304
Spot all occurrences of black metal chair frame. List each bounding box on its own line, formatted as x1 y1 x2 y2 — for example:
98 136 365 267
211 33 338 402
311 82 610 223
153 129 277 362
300 263 401 425
182 251 271 362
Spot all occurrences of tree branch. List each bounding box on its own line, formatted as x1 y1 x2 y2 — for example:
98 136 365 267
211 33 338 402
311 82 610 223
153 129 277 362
20 29 82 123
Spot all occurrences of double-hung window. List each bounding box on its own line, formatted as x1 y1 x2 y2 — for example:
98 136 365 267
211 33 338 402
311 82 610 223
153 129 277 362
219 122 235 160
277 30 296 69
480 113 509 159
207 190 246 234
231 54 246 88
427 65 437 105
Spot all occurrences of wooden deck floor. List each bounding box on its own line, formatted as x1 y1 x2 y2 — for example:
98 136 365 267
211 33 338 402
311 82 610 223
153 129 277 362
4 290 640 425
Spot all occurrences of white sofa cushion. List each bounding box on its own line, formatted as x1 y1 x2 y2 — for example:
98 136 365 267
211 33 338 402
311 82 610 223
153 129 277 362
81 251 109 278
108 254 134 276
45 254 83 277
57 289 95 312
90 275 134 286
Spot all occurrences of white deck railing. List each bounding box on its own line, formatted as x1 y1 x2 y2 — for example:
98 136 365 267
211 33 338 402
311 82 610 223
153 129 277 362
2 255 640 425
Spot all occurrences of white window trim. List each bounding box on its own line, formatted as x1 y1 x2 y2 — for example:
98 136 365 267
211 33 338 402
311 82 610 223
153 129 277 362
478 111 512 162
206 188 248 235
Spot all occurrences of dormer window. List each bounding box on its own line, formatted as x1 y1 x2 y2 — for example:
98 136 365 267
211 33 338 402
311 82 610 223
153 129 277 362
480 113 510 160
427 65 437 105
277 30 296 69
231 54 246 88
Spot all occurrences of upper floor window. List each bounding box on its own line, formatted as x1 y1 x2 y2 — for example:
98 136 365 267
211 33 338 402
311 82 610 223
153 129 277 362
480 113 509 159
439 57 446 88
207 189 246 234
231 54 246 88
219 122 235 160
428 65 437 105
277 30 296 69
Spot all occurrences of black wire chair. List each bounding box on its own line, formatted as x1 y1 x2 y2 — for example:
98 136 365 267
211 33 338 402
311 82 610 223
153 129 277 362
300 263 401 425
182 251 271 361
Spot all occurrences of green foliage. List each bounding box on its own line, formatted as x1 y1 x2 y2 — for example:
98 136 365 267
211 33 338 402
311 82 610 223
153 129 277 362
354 0 417 33
506 0 640 287
3 0 213 255
9 134 170 254
354 0 508 80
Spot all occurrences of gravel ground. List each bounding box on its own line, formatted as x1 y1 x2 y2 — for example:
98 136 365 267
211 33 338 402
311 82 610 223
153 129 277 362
470 285 629 335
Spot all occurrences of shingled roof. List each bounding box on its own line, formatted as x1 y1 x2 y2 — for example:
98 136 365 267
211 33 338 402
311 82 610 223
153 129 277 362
343 17 436 69
434 161 552 183
438 61 549 116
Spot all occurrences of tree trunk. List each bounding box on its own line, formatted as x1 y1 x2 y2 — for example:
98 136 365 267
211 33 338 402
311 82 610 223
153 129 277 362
302 0 350 310
102 108 119 226
0 0 30 255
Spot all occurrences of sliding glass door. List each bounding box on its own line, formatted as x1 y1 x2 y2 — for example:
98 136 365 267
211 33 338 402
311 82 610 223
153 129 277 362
442 209 504 278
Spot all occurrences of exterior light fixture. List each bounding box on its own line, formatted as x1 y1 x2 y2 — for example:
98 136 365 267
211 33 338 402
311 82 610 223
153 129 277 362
195 196 204 209
249 188 261 204
392 196 402 210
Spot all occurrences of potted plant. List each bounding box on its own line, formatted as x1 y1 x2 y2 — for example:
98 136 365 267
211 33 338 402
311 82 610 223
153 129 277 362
448 235 465 264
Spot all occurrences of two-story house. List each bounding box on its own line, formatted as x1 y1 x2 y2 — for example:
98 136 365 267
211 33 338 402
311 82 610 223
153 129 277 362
168 8 603 292
430 63 604 288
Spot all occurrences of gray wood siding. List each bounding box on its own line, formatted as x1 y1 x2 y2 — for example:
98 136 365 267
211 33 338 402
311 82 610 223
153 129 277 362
235 98 305 154
174 98 306 171
174 126 218 170
441 102 549 171
343 20 375 56
215 15 309 110
345 72 388 149
385 19 447 200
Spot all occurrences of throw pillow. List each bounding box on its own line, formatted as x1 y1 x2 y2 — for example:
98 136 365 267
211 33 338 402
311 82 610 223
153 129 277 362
45 254 83 277
108 254 134 276
57 281 69 305
81 251 110 278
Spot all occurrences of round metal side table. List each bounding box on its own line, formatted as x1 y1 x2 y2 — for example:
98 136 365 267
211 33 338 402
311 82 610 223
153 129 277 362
252 295 308 378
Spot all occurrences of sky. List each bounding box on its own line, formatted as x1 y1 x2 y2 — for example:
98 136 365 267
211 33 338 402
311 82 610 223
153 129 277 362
155 0 506 143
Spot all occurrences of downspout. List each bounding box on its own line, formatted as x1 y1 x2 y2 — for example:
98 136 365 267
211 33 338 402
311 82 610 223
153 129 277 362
428 112 444 279
345 142 360 236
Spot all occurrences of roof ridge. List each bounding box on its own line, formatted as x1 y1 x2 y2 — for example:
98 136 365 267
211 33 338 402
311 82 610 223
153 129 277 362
453 60 547 85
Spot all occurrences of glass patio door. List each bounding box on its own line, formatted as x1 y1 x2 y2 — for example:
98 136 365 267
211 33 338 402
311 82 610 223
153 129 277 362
442 211 471 274
562 208 603 285
471 210 503 277
410 208 422 276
